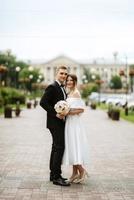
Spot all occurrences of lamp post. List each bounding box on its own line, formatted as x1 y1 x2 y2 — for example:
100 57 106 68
37 75 43 84
125 56 129 115
82 75 88 84
38 74 42 80
91 74 96 81
37 79 41 83
119 55 129 115
95 79 104 105
29 74 33 92
28 66 33 72
28 66 34 92
19 78 29 94
0 65 8 86
15 66 20 89
129 69 134 93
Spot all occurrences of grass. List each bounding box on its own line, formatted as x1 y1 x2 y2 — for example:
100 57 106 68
0 107 4 115
120 110 134 123
97 103 108 110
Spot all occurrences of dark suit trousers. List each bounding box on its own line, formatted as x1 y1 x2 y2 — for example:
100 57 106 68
49 122 65 179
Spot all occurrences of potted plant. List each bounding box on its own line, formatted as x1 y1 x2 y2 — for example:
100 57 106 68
111 106 120 121
107 104 113 118
33 99 38 108
15 105 21 117
90 102 97 109
27 101 32 109
4 105 12 118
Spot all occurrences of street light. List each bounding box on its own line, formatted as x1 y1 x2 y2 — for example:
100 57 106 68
119 55 129 115
28 66 33 72
29 74 33 79
0 65 8 86
129 69 134 93
90 68 96 73
38 75 42 79
84 79 88 84
91 74 96 81
82 75 88 84
29 74 33 92
37 79 41 83
15 66 21 88
95 79 104 105
125 56 129 115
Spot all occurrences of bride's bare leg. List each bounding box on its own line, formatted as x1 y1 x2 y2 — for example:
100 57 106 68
70 165 78 177
77 165 84 178
69 165 79 182
75 165 89 183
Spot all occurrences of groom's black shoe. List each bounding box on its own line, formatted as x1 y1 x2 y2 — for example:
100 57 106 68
50 175 67 182
53 178 70 186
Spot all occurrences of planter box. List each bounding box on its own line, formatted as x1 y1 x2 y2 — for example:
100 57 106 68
4 107 12 118
107 110 112 118
27 102 32 109
15 108 21 117
90 104 96 109
111 111 120 120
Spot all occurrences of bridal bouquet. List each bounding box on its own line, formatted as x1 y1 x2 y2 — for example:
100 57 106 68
54 100 70 115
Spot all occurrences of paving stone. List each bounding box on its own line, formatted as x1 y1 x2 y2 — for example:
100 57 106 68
0 106 134 199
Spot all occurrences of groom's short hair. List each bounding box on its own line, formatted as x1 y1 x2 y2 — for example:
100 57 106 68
56 65 68 74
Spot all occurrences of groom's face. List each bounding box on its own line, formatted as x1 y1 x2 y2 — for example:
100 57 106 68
56 69 68 84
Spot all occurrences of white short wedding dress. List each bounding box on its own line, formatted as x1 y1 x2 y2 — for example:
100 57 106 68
62 97 89 165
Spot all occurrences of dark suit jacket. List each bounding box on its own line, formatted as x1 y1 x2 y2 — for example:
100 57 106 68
40 81 67 129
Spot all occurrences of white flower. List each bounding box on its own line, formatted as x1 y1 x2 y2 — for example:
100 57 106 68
54 100 70 115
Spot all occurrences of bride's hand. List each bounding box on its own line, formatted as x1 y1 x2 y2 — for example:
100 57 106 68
56 113 65 119
68 108 84 115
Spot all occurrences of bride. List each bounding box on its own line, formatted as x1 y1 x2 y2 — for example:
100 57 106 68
62 74 89 183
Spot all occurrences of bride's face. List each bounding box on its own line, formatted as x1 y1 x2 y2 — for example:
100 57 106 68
66 76 75 89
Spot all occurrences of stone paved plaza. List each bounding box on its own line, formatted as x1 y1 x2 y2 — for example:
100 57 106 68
0 105 134 200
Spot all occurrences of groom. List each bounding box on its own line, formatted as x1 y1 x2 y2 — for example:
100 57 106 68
40 66 70 186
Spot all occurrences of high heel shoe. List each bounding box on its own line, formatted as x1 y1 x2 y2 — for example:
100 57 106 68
74 170 89 183
69 174 80 183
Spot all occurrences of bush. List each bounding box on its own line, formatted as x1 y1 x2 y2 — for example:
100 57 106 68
0 87 26 105
81 83 98 99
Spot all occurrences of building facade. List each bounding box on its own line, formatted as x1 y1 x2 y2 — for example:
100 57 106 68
33 55 126 86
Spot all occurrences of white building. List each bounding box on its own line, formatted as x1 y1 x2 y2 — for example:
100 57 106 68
33 55 126 86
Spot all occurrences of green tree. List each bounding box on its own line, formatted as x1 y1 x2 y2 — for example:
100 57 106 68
81 83 98 99
19 68 44 91
0 50 29 87
110 75 122 90
83 68 100 83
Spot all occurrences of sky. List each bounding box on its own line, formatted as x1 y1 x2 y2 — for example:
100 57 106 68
0 0 134 64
